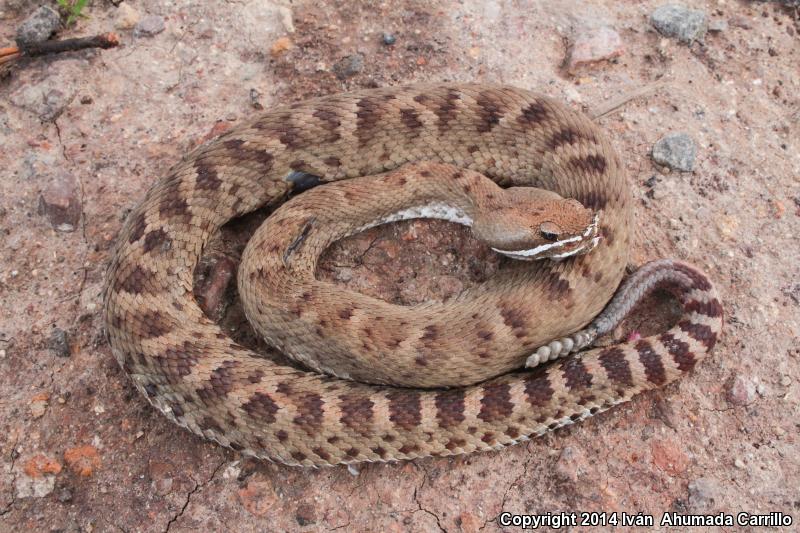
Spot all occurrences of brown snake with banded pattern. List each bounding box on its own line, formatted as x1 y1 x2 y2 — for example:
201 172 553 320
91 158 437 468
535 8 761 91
103 84 723 466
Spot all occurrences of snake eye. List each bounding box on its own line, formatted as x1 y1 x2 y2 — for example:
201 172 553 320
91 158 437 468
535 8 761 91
539 222 561 242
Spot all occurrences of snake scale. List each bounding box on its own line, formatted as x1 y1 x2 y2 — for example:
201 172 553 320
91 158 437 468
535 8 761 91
103 84 723 466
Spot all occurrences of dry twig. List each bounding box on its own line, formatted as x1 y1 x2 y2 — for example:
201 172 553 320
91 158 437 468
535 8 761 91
0 32 119 67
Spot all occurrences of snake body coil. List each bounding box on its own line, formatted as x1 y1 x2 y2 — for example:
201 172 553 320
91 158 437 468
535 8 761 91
104 84 722 466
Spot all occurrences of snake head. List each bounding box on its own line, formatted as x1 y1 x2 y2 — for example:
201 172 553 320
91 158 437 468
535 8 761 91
475 192 601 261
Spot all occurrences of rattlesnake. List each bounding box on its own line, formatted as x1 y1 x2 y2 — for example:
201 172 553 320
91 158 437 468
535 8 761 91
238 162 601 388
103 84 722 466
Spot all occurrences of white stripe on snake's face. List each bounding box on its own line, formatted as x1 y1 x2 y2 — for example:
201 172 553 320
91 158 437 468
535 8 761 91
492 214 601 261
358 203 600 263
356 202 474 234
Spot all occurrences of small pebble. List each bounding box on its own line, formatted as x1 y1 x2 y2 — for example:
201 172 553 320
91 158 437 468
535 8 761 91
650 4 708 44
734 458 745 469
15 6 61 48
57 488 73 503
249 88 264 110
134 15 166 38
38 173 82 232
652 132 697 172
48 328 71 358
381 32 396 45
333 53 365 79
270 36 292 56
726 374 756 406
687 477 719 512
278 6 295 33
30 393 49 418
114 2 141 30
708 19 728 33
566 26 624 72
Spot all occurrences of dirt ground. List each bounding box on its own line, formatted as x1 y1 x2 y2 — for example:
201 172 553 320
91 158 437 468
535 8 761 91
1 0 799 531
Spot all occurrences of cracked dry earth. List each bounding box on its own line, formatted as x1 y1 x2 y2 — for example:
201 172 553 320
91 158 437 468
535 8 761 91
1 0 799 531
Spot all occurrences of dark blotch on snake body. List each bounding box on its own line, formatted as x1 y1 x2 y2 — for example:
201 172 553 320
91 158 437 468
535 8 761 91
127 212 147 244
291 391 325 431
684 298 723 318
242 392 280 424
478 382 514 422
118 265 154 295
143 228 171 254
659 332 695 371
561 357 593 391
386 390 422 431
435 389 466 428
311 107 343 143
571 154 608 175
517 101 548 127
339 394 375 431
547 127 596 150
400 107 423 132
198 360 242 400
475 90 506 133
678 320 718 351
523 371 556 408
635 339 667 385
194 159 222 190
136 310 174 339
598 346 634 386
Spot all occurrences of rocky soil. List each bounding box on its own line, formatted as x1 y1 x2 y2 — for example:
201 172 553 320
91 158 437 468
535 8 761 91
1 1 799 531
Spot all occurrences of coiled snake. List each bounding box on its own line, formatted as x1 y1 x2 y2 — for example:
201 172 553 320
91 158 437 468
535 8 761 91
103 84 722 466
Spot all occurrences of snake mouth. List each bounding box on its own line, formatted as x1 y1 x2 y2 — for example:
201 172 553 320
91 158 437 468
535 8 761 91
492 213 601 261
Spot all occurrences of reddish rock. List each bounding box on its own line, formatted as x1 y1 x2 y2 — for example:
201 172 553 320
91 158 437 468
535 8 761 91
270 36 293 57
237 477 279 517
23 454 62 478
651 439 689 476
458 511 482 533
566 26 625 72
38 173 82 232
29 392 50 418
148 460 175 496
63 445 101 477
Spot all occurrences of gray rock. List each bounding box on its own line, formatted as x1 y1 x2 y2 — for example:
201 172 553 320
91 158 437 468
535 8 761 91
9 63 79 121
16 6 61 48
48 328 71 358
57 488 73 503
381 32 396 45
134 15 166 37
38 173 82 232
652 133 697 172
650 4 707 44
707 19 728 33
333 53 365 79
687 477 720 513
